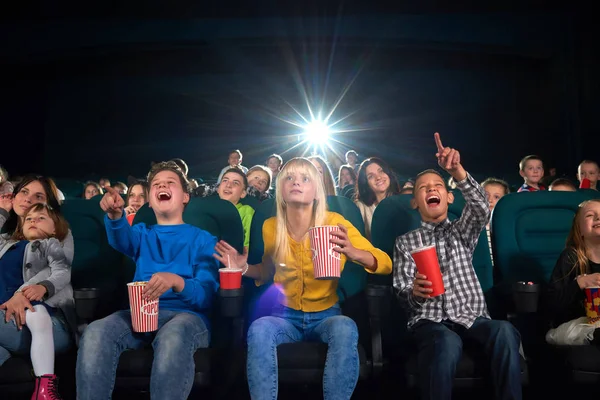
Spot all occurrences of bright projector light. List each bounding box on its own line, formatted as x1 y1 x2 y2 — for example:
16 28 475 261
303 120 330 144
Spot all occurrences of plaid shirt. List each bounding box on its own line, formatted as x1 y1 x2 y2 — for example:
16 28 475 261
517 183 546 192
393 173 491 328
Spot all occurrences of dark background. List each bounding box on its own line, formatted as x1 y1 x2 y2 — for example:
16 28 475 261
1 2 598 185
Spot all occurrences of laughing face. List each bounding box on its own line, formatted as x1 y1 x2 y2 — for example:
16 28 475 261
148 170 189 216
411 172 454 223
579 201 600 240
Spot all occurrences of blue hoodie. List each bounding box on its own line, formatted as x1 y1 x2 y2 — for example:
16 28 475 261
105 214 219 324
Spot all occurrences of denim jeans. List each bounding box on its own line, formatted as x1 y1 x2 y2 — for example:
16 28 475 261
411 317 522 400
0 309 72 366
76 309 209 400
246 304 359 400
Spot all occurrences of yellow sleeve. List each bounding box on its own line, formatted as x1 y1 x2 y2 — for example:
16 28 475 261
257 217 277 285
333 213 392 275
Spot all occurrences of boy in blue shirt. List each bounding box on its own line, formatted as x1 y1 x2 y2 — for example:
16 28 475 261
76 161 219 400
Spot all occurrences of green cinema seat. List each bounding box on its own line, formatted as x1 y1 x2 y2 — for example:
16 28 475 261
491 189 600 385
62 197 125 316
491 190 599 284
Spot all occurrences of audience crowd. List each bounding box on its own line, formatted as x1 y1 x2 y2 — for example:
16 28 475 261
0 137 599 400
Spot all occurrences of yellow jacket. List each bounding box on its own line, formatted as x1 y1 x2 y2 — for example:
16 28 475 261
260 211 392 312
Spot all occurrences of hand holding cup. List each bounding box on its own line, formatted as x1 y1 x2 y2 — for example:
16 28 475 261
413 273 433 299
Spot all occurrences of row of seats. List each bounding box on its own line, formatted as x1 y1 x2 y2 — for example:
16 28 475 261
368 189 600 394
2 189 598 398
0 196 247 399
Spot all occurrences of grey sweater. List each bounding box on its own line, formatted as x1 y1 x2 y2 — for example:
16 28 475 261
0 209 74 310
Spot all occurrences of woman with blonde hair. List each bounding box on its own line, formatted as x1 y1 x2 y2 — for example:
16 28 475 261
214 157 392 399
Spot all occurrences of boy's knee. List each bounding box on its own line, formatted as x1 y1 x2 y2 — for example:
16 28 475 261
154 315 208 355
492 321 521 345
80 319 111 351
432 329 463 357
153 335 187 363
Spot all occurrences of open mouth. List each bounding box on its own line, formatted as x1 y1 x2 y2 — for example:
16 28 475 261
593 224 600 228
157 192 172 201
426 195 441 206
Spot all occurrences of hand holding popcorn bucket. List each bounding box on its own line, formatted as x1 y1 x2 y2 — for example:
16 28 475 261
127 282 159 332
585 287 600 324
309 226 342 280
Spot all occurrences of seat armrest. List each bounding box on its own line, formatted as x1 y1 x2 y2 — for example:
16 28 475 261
219 288 244 318
219 288 245 348
366 284 391 318
365 284 391 377
74 288 101 322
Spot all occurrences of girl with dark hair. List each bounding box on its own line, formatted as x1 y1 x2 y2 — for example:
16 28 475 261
355 157 400 239
337 165 357 200
2 175 73 262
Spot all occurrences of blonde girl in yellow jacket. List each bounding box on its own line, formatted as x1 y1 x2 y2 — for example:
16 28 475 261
214 157 392 400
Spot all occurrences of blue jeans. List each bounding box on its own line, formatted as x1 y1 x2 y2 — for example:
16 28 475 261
76 309 209 400
0 309 72 366
411 317 522 400
246 304 359 400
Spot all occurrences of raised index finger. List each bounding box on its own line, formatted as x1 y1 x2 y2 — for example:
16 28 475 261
104 186 120 200
434 132 444 152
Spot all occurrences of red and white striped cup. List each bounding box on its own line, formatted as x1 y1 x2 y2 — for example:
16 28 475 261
309 225 342 280
127 282 159 332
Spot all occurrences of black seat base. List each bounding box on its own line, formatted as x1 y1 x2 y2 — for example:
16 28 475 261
114 348 211 392
277 342 369 383
404 348 528 389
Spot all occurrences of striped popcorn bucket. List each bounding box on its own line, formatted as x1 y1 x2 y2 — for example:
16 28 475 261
309 226 342 280
127 282 159 332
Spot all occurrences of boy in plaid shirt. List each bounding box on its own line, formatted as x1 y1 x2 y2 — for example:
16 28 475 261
393 133 522 400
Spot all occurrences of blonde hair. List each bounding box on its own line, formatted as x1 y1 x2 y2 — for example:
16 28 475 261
273 158 328 264
565 199 600 276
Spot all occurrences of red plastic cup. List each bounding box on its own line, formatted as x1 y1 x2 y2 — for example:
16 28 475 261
585 287 600 323
410 245 445 297
127 282 159 332
309 226 342 280
127 213 136 225
580 178 591 189
219 268 243 290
